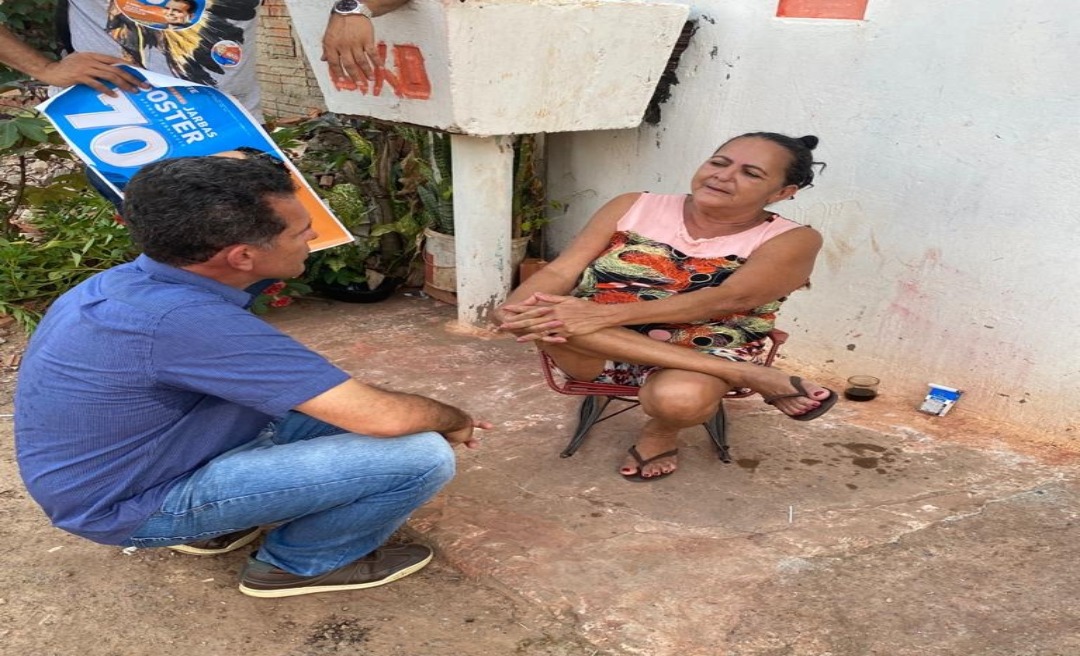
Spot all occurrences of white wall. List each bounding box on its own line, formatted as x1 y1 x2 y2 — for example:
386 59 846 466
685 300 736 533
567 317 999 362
546 0 1080 437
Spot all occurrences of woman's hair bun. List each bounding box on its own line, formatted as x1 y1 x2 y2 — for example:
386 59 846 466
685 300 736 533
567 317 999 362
798 135 819 150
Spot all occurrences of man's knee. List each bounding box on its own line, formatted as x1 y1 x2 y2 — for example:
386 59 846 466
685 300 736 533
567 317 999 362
278 431 455 488
394 431 456 488
423 432 456 483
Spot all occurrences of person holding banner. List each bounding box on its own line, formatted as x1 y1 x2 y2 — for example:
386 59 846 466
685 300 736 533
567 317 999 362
0 0 410 116
14 155 489 598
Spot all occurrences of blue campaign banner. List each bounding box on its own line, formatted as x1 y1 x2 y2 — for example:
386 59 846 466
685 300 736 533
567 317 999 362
37 66 353 251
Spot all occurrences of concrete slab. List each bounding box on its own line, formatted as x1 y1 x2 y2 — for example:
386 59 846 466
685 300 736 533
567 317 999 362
268 294 1080 656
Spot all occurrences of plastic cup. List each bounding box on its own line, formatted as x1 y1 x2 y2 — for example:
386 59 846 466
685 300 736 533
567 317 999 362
844 375 880 402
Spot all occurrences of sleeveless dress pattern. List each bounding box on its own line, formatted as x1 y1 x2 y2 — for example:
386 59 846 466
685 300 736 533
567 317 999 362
573 193 805 363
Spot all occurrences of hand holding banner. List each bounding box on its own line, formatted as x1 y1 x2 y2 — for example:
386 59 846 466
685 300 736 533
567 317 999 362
37 66 353 251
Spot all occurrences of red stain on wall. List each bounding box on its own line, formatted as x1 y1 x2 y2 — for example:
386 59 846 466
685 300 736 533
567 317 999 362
334 43 431 100
390 45 432 100
776 0 868 20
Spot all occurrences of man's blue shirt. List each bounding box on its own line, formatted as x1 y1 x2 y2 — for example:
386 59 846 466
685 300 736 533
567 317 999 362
14 255 350 544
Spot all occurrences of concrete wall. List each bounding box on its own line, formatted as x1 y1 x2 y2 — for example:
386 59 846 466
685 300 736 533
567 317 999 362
545 0 1080 438
281 0 688 135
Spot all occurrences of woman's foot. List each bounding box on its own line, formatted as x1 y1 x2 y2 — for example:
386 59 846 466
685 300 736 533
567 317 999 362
744 368 834 418
620 430 679 479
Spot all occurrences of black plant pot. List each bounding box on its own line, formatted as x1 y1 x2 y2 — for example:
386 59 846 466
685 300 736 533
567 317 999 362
315 277 401 304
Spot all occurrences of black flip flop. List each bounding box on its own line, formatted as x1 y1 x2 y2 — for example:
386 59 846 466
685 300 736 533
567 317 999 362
763 376 838 422
620 445 679 482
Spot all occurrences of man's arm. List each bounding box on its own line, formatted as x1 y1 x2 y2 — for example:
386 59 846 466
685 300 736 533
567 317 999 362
296 378 489 448
321 0 411 86
0 24 146 96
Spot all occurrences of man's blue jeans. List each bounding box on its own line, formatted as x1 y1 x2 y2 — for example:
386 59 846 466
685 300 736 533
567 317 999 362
122 412 455 576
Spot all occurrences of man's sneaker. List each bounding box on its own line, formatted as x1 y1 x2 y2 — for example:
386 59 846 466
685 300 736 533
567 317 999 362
238 543 433 598
168 527 261 556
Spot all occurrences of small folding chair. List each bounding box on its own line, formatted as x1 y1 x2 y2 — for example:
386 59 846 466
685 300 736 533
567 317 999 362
539 330 788 462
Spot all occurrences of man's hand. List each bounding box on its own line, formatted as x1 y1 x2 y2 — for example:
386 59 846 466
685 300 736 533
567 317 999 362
322 14 381 87
36 53 148 96
442 419 494 450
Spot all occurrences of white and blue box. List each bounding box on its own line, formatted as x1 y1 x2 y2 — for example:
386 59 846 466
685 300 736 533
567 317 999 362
919 384 963 416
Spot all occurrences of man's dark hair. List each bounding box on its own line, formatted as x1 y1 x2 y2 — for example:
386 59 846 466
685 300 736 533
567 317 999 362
170 0 197 13
122 156 296 266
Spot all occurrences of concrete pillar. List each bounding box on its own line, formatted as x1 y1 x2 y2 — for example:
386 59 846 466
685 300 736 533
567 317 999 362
450 134 515 326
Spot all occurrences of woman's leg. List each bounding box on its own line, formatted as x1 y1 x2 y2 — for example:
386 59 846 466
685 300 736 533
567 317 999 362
541 326 830 417
125 414 455 576
620 369 732 478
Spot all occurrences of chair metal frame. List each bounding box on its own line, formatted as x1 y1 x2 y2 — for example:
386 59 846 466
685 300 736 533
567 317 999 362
539 331 788 462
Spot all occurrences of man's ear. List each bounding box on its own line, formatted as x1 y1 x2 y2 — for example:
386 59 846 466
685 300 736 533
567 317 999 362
221 244 257 272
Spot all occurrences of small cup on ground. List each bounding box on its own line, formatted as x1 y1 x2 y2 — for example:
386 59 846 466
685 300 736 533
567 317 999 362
844 375 880 402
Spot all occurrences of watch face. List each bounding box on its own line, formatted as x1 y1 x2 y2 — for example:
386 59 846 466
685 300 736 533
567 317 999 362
335 0 360 11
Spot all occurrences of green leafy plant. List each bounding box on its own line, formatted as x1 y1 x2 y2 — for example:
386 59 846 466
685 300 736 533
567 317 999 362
303 182 380 288
278 115 433 291
0 99 138 332
0 192 135 331
1 111 79 240
413 131 454 236
512 134 565 259
408 132 560 258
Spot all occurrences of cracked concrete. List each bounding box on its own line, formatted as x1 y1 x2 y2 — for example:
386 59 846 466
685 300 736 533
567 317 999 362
262 294 1080 656
6 293 1075 656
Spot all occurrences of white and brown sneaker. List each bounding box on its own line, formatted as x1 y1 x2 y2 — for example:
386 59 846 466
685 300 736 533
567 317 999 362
238 544 433 598
168 527 261 556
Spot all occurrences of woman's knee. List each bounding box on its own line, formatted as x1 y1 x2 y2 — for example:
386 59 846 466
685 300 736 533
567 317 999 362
639 380 722 423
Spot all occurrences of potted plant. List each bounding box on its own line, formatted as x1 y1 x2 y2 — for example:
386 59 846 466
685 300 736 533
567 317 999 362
276 115 428 302
511 134 557 283
303 182 399 303
419 133 556 302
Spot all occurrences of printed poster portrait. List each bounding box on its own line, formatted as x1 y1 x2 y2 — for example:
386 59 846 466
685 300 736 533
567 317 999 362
115 0 205 31
38 66 353 251
105 0 257 88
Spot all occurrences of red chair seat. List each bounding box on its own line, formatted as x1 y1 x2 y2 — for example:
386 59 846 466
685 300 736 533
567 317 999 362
539 330 788 461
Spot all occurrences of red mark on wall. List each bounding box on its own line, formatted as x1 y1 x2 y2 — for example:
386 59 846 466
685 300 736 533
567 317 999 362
333 43 431 100
776 0 868 20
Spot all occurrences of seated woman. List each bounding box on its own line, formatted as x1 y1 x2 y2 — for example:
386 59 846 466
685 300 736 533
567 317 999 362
496 132 836 481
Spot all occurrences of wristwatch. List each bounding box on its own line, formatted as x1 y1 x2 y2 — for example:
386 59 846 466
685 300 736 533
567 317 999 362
332 0 374 18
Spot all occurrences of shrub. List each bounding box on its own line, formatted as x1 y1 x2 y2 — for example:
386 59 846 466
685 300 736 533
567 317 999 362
0 192 135 331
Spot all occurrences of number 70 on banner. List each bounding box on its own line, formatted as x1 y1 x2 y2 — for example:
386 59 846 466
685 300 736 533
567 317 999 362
60 88 218 169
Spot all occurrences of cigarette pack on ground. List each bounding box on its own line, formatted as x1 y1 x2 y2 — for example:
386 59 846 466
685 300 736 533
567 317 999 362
919 384 963 416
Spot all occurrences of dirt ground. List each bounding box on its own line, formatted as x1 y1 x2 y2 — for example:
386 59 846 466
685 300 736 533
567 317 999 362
0 321 603 656
6 294 1079 656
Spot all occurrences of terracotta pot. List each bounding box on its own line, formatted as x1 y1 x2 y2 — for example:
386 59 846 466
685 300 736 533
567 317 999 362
518 257 549 284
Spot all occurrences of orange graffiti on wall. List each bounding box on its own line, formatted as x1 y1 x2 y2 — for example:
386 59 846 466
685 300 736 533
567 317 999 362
333 43 431 100
776 0 868 20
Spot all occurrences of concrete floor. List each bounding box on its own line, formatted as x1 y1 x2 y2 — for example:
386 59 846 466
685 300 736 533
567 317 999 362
269 293 1080 656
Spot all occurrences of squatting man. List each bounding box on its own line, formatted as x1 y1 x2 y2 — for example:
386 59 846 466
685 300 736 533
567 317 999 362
14 155 491 598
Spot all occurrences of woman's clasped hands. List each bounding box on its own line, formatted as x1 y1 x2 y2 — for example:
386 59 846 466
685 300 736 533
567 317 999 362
497 293 616 343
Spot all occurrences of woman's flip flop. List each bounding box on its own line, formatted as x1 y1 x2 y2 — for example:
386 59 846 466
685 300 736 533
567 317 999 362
620 445 679 482
762 376 838 421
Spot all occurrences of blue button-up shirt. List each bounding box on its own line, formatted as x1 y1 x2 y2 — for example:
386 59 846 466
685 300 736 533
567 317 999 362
14 255 350 544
